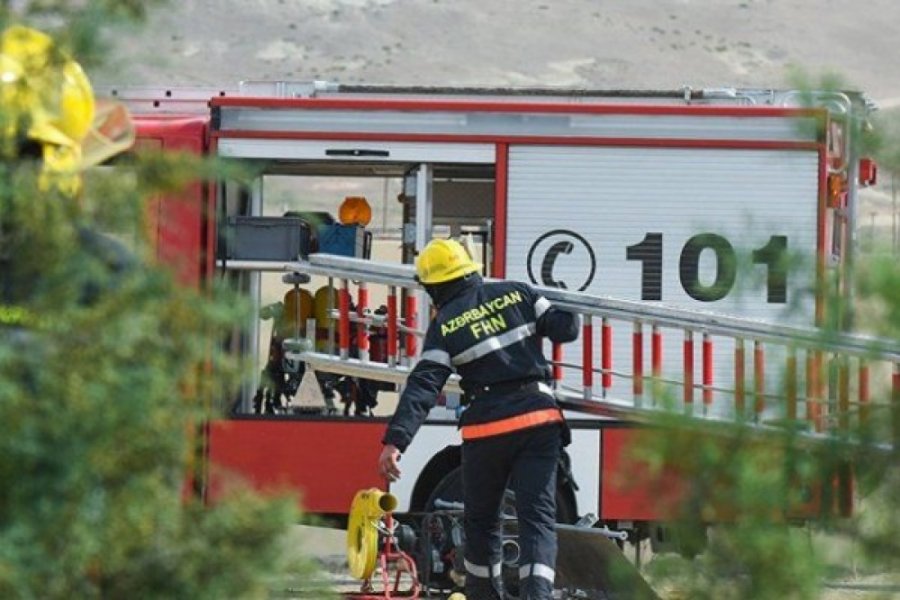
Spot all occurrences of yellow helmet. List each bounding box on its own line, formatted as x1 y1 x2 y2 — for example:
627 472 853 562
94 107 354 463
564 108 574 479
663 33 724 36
415 238 481 285
0 25 134 195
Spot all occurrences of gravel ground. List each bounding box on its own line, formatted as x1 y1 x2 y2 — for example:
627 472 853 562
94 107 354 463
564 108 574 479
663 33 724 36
284 524 900 599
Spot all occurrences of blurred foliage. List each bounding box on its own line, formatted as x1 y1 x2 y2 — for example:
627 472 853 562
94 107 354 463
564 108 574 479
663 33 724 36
0 152 311 598
0 2 320 599
855 253 900 341
628 72 900 599
634 347 899 597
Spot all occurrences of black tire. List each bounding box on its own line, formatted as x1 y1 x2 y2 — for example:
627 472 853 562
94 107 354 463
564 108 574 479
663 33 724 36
424 465 465 512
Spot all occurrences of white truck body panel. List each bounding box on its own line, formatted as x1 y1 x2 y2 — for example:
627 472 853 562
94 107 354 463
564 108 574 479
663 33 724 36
505 145 820 414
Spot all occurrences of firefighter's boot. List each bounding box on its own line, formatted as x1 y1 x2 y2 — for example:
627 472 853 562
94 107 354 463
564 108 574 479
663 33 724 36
519 568 554 600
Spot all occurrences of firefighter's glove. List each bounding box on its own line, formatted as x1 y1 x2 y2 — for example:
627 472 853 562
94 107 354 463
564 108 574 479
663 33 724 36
378 444 402 482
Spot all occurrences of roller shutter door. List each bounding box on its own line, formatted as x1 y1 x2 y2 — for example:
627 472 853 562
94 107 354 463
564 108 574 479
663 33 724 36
505 145 820 414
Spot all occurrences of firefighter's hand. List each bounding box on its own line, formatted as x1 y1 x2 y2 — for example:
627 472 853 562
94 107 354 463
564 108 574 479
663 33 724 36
378 444 402 482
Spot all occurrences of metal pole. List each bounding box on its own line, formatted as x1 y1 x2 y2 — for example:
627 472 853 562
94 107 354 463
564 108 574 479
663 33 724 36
339 279 351 361
357 281 369 362
893 364 900 446
414 163 433 338
651 324 662 404
292 281 301 341
582 315 594 401
786 348 797 421
702 331 713 412
387 286 398 367
327 276 335 355
735 338 746 418
552 343 563 384
683 329 694 410
859 359 870 425
244 176 264 413
754 340 765 418
382 177 390 235
891 173 900 254
633 321 644 402
405 295 418 364
601 318 612 393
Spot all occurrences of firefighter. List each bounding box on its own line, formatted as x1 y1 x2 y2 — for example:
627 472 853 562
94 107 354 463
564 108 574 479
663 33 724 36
378 239 579 600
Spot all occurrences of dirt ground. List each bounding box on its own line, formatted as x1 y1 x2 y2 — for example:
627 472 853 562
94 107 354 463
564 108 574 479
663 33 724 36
283 524 900 599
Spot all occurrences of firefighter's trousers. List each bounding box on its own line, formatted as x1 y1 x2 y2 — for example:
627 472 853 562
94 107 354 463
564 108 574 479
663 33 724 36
462 422 562 600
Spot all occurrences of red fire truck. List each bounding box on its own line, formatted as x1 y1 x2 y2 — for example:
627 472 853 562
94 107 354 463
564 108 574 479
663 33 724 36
112 82 893 545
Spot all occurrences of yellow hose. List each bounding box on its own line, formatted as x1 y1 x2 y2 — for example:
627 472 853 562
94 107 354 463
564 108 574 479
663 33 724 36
346 488 398 580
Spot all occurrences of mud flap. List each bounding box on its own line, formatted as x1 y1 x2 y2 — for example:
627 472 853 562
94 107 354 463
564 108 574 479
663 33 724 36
556 524 660 600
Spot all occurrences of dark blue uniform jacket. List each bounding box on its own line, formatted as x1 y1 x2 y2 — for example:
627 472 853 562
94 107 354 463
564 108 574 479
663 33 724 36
382 275 579 452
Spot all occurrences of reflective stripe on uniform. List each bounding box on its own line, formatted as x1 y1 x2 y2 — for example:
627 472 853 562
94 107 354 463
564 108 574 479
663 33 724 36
465 559 502 579
420 348 452 367
461 408 563 441
534 296 551 318
536 382 554 396
518 562 556 583
451 322 536 366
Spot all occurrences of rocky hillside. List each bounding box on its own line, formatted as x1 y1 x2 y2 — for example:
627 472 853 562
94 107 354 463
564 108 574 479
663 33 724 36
101 0 900 102
98 0 900 250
